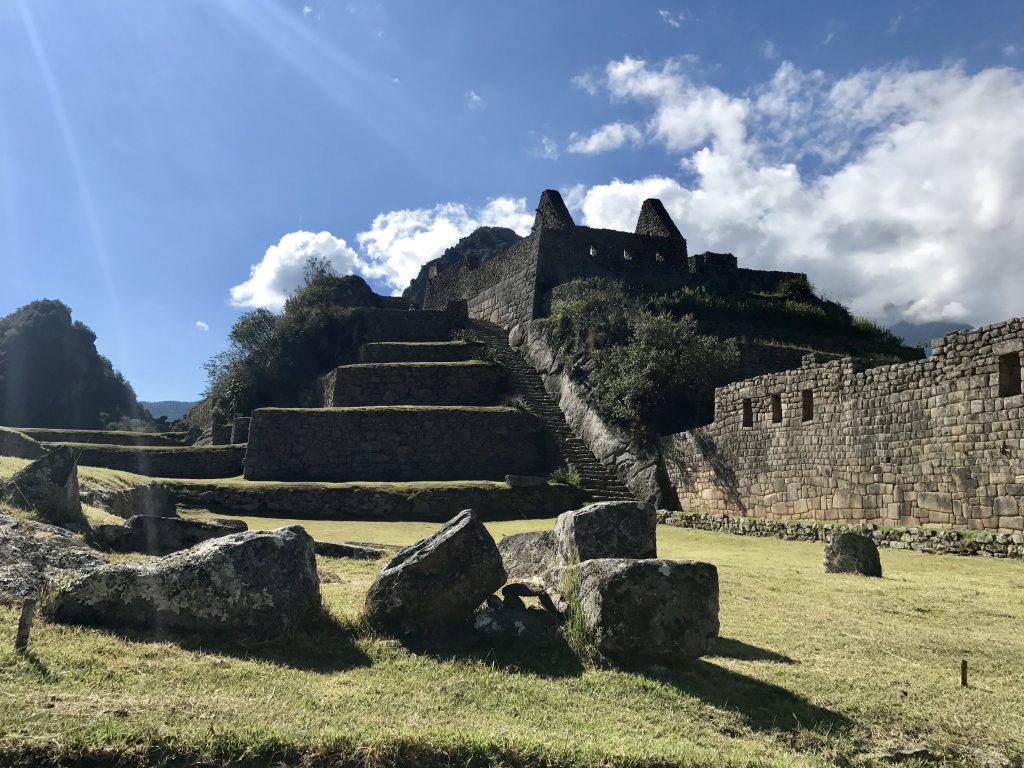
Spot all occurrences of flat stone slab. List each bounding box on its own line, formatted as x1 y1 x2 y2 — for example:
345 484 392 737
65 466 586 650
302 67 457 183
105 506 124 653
91 516 247 555
554 501 657 566
314 540 387 559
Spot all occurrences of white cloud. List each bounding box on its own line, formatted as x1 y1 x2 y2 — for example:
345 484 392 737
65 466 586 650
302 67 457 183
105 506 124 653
356 198 533 293
658 9 685 28
195 321 209 332
465 90 484 110
887 14 903 34
538 136 559 160
823 31 836 46
230 231 359 311
302 5 312 16
567 57 1024 327
762 41 779 60
567 122 644 154
572 72 600 96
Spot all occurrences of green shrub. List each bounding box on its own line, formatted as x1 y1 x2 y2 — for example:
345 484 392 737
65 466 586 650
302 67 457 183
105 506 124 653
549 463 581 487
502 395 533 414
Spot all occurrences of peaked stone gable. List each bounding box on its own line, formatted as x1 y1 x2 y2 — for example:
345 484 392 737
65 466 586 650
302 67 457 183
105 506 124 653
635 198 683 239
532 189 575 233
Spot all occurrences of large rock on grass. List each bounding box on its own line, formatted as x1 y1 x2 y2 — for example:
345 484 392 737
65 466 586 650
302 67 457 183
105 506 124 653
51 526 320 636
497 529 557 583
91 515 247 555
554 501 656 566
563 558 719 662
0 514 107 604
824 532 882 577
364 509 505 635
0 447 82 527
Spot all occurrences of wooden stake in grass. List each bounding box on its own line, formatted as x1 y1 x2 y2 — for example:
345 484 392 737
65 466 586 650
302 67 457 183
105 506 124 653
960 659 968 687
15 599 36 654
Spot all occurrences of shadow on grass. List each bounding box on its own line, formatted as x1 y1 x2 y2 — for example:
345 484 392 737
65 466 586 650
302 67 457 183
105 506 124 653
710 637 796 664
400 625 585 679
89 610 371 674
648 659 851 735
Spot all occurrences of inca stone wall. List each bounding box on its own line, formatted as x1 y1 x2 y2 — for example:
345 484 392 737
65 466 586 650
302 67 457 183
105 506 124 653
169 480 582 522
17 428 188 447
0 427 46 460
66 444 245 479
243 406 551 482
319 361 507 407
660 319 1024 534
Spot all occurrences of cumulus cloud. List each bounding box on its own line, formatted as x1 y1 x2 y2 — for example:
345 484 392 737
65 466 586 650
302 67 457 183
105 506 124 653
195 321 209 332
567 122 644 154
230 231 359 310
356 197 533 294
568 57 1024 326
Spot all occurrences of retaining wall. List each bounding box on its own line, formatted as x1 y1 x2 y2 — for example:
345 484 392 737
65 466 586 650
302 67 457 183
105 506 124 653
244 406 550 482
170 481 583 522
661 319 1024 534
64 444 245 479
319 361 507 406
18 428 187 447
0 427 46 460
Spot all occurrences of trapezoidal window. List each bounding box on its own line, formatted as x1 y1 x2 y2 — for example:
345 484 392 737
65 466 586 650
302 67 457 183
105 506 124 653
741 398 753 428
771 393 783 423
801 389 814 422
998 352 1022 397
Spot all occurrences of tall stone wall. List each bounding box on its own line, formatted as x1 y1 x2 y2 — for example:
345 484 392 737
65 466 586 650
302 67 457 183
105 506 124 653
244 406 551 482
319 361 507 407
660 319 1024 534
423 237 541 327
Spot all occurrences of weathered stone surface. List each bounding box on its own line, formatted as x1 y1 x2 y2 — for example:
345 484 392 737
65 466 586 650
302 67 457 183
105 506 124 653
496 529 557 583
51 526 320 636
564 558 719 662
0 447 82 526
554 501 657 566
0 427 46 460
91 515 247 555
314 540 387 559
0 514 106 604
68 444 245 479
473 605 559 640
230 417 251 445
824 531 882 577
320 361 506 407
364 510 506 635
81 481 175 519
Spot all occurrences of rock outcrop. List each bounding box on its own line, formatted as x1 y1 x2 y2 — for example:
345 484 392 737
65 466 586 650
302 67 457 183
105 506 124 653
0 447 82 527
563 558 719 662
0 514 106 604
51 526 320 636
364 510 506 635
824 531 883 577
90 515 247 555
554 501 657 566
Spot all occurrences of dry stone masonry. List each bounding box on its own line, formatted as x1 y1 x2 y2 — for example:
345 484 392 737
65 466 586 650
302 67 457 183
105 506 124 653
319 361 507 407
660 319 1024 535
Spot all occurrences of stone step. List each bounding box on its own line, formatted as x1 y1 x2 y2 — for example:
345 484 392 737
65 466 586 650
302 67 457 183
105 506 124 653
319 360 507 407
244 406 548 483
358 341 487 364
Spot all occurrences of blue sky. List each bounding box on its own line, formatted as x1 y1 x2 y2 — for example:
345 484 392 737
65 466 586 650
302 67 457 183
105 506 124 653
2 1 1022 401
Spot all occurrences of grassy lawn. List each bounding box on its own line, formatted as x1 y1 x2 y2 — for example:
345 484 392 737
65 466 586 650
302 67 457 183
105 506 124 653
1 512 1021 766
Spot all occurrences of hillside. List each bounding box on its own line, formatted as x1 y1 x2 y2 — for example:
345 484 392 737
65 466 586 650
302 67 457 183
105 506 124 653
403 226 522 307
140 400 199 421
0 300 149 430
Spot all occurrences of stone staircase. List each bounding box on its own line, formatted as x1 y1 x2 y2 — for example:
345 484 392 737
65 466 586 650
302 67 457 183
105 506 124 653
468 319 635 503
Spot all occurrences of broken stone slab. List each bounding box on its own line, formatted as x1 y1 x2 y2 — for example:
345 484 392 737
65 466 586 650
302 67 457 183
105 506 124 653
90 515 247 555
364 509 506 636
824 532 883 577
0 514 107 604
559 558 719 662
473 604 560 641
314 540 387 559
0 446 82 528
554 501 657 566
50 526 320 637
504 474 547 488
496 529 557 583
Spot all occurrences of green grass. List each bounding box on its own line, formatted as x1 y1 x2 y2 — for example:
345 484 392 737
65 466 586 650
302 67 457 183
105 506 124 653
17 427 179 439
256 405 520 414
2 514 1019 766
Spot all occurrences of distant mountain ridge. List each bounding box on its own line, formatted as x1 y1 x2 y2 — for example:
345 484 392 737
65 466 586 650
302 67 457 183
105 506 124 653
887 320 973 353
140 400 199 421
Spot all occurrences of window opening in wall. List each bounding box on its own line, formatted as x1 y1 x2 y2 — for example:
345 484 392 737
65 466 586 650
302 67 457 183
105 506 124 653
623 249 632 261
802 389 814 422
771 393 782 423
742 398 753 427
655 252 664 262
589 245 597 257
998 352 1022 397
